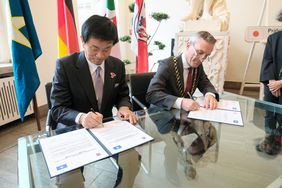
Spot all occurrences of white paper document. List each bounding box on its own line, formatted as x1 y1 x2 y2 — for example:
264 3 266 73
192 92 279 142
195 97 241 111
89 120 154 155
39 120 153 177
39 129 109 177
187 98 243 126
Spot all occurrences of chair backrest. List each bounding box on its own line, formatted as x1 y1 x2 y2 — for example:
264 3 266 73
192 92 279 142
45 82 52 109
129 72 155 111
45 82 56 130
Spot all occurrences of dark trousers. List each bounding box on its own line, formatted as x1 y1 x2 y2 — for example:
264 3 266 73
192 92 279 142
263 85 282 135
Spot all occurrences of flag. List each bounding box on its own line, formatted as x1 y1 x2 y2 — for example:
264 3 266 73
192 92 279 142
7 0 42 120
103 0 121 58
131 0 148 73
57 0 79 58
104 0 117 25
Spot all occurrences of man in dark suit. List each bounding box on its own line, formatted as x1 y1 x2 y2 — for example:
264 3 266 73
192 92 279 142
257 27 282 155
50 15 137 129
146 31 219 111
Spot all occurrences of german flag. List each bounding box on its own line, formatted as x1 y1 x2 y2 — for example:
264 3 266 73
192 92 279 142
57 0 79 58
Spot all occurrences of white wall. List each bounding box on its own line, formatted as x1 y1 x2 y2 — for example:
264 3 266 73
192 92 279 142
146 0 189 71
28 0 281 107
226 0 281 82
115 0 135 61
226 0 266 83
266 0 282 25
29 0 58 107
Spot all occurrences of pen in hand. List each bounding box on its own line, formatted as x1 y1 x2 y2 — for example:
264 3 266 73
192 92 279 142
187 92 204 107
187 92 194 100
90 108 104 127
186 92 200 111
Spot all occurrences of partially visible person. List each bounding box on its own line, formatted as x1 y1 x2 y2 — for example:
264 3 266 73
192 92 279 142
146 31 219 112
50 14 138 129
257 13 282 155
277 9 282 22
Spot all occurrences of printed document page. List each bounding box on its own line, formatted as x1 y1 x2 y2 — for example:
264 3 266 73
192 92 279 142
195 97 241 111
188 107 243 126
89 120 153 155
39 129 109 177
188 98 243 126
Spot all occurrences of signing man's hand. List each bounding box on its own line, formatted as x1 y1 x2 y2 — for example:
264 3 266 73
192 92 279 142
181 98 200 111
80 111 103 128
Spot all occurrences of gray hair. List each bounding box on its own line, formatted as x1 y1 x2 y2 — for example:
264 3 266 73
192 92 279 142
189 31 217 46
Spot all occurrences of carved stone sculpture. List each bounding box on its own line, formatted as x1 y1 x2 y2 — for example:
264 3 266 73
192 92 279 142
182 0 230 31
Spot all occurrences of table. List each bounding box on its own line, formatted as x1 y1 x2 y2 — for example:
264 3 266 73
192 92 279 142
18 92 282 188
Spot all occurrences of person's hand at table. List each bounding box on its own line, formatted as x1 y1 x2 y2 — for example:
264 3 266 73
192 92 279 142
80 111 103 128
117 106 138 125
204 94 218 110
181 98 200 111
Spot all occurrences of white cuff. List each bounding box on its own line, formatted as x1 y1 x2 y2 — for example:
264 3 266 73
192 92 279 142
173 97 184 109
75 113 84 124
205 92 215 98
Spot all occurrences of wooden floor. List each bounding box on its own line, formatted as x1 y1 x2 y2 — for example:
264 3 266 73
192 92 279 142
0 116 46 188
0 89 260 188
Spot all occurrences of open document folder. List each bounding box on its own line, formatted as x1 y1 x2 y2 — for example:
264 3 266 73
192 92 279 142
187 97 243 126
39 120 153 177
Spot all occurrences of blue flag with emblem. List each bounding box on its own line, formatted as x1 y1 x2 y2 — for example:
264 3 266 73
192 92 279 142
8 0 42 121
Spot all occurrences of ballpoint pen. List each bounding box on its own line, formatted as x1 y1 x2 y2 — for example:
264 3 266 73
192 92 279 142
187 92 194 100
90 108 104 127
187 92 202 110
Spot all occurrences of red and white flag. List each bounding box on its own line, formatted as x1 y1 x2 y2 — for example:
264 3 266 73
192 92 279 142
131 0 148 73
102 0 121 58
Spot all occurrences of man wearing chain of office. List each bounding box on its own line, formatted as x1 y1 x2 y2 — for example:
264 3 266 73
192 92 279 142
146 31 219 112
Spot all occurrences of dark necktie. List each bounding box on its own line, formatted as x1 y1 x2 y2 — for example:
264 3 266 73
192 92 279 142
184 67 193 98
94 66 103 110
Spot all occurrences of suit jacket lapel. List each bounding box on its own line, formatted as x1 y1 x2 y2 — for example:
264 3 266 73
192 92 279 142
100 58 115 112
191 65 199 94
75 52 98 110
176 55 185 94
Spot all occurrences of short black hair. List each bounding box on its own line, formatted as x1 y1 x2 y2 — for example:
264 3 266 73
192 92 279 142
81 15 118 44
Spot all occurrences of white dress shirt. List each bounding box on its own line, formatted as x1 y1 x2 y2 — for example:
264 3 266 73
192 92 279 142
75 56 105 124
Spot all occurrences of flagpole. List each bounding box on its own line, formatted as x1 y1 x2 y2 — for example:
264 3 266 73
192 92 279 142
32 95 41 131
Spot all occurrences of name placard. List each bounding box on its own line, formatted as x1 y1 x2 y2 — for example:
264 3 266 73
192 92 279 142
245 26 282 42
